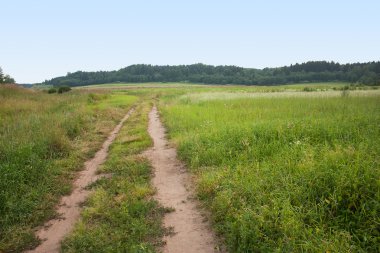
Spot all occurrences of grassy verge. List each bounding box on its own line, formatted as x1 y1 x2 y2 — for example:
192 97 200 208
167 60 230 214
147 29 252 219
160 92 380 252
0 85 137 252
62 99 166 253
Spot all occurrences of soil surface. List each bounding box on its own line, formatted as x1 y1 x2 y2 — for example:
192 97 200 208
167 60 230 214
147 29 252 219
26 108 134 253
144 106 222 253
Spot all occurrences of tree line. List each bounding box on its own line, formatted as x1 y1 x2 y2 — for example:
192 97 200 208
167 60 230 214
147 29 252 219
0 67 15 84
43 61 380 86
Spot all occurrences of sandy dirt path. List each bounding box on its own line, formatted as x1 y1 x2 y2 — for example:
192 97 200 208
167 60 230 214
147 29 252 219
26 108 134 253
144 106 222 253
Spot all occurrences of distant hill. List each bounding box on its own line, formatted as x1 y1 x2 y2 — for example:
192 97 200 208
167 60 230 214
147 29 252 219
42 61 380 87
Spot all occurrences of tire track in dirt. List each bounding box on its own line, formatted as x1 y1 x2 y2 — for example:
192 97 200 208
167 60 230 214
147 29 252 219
26 108 135 253
144 106 222 253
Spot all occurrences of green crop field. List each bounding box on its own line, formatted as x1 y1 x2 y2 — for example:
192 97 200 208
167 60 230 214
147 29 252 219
1 83 379 252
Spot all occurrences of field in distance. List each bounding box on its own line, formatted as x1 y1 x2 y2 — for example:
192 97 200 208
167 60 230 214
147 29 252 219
75 81 350 90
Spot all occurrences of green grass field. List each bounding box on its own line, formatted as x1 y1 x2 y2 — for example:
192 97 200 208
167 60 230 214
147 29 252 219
1 83 379 252
75 82 206 89
76 81 351 91
0 86 137 252
160 90 380 252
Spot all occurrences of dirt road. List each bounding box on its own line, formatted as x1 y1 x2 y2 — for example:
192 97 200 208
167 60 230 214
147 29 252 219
26 108 134 253
144 106 222 253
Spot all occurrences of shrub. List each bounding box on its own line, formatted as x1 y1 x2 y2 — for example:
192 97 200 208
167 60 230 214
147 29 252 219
48 88 57 94
303 87 316 92
57 86 72 94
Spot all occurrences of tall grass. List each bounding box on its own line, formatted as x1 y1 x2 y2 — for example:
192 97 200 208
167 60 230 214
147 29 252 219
0 85 137 252
161 93 380 252
62 99 166 253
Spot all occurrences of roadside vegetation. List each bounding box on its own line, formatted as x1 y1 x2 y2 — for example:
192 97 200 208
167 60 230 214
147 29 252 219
0 85 137 252
160 89 380 252
62 96 166 253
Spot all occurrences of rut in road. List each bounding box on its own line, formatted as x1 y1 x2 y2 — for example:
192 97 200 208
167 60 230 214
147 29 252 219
144 106 223 253
26 108 135 253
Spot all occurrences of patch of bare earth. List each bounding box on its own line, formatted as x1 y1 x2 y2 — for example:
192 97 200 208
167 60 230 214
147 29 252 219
144 106 224 253
25 108 134 253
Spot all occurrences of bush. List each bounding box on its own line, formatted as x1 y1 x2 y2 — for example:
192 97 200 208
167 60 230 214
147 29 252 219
57 86 72 94
303 87 316 92
48 88 57 94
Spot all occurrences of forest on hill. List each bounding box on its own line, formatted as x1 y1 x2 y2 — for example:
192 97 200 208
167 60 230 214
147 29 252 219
43 61 380 87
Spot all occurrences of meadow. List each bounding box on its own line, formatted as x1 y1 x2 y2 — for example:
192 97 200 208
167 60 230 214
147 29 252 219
1 83 379 252
76 81 349 91
0 85 137 252
160 89 380 252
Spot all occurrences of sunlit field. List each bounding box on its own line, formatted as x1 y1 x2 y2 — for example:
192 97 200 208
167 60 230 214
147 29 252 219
76 81 351 91
0 85 136 251
160 88 380 252
1 83 379 252
180 89 380 102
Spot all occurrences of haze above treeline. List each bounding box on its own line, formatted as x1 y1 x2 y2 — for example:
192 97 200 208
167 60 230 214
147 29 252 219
30 61 380 87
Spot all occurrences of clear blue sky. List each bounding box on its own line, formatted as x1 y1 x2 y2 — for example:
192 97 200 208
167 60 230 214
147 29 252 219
1 0 380 83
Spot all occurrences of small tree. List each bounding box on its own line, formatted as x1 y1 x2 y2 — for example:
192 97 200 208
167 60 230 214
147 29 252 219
0 67 3 83
0 67 15 84
3 75 15 84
